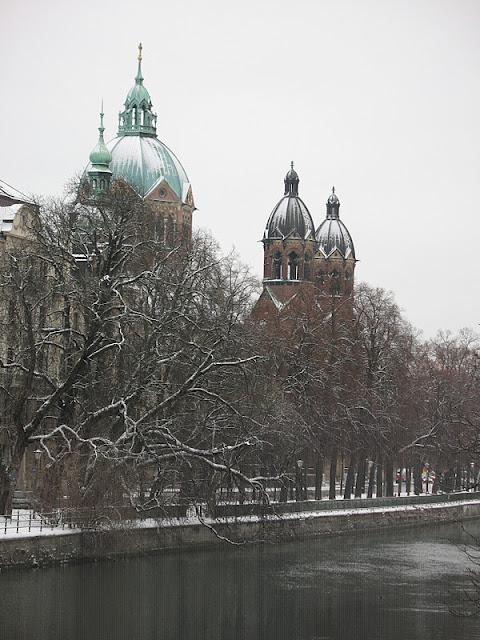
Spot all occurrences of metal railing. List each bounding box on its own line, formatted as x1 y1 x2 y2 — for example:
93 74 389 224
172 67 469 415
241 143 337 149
3 491 480 535
2 510 78 536
1 504 188 536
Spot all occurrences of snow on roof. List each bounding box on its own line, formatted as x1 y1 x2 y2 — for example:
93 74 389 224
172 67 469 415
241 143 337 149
0 203 24 234
265 285 298 311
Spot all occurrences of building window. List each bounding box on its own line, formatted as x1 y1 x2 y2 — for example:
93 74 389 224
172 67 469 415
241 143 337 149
273 252 282 279
288 253 299 280
318 271 325 285
330 269 340 295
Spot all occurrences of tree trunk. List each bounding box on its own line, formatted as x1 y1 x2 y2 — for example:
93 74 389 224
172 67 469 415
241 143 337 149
367 460 376 498
376 457 383 498
354 455 366 498
385 458 394 497
444 468 454 493
295 464 302 502
454 463 462 491
314 454 323 501
0 467 14 516
0 451 24 516
432 469 439 494
339 453 344 495
413 461 423 495
343 454 356 499
329 450 337 500
406 466 411 495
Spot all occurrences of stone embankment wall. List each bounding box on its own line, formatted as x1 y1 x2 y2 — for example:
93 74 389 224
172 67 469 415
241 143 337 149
2 497 480 570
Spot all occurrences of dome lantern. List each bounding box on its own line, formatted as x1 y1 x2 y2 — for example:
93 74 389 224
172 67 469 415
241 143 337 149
118 43 157 137
326 186 340 219
284 161 299 196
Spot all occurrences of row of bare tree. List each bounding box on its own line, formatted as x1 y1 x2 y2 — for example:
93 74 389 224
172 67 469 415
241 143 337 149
0 184 478 514
261 280 480 502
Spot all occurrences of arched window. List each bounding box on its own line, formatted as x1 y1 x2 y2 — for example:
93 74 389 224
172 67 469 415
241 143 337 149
345 269 351 280
288 252 299 280
318 271 325 285
100 179 105 191
330 269 340 295
304 253 311 280
272 252 282 279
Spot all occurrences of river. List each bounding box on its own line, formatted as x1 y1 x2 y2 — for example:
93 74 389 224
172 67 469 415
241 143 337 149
2 520 480 639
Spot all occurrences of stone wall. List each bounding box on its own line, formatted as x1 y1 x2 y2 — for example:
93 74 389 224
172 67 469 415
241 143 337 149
2 498 480 570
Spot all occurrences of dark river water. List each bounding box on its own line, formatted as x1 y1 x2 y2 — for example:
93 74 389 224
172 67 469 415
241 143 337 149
2 521 480 640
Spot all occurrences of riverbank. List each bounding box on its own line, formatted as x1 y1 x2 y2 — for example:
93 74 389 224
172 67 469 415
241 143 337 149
2 494 480 569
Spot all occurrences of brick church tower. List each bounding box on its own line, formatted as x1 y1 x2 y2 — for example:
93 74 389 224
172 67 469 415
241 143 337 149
252 165 356 321
314 186 356 319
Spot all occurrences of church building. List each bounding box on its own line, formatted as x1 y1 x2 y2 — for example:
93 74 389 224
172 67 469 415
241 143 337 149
86 44 195 247
252 164 356 322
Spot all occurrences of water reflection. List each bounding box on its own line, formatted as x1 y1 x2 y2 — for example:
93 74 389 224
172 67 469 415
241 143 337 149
1 522 480 640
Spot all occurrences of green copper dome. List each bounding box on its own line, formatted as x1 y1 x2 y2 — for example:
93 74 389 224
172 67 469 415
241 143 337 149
89 110 113 168
86 44 191 202
105 134 190 199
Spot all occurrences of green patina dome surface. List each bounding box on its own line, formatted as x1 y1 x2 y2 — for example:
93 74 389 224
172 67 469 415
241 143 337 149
89 137 112 167
104 134 190 199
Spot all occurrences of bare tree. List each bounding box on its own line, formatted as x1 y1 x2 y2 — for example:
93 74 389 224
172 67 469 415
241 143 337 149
0 183 265 514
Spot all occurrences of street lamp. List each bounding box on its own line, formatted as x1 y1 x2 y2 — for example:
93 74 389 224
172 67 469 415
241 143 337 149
33 449 42 497
296 459 306 501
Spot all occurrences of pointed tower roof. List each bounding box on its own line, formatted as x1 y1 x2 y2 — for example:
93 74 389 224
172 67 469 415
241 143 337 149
89 104 113 171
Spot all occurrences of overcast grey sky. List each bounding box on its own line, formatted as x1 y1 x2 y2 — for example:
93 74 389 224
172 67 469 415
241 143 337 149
2 0 479 337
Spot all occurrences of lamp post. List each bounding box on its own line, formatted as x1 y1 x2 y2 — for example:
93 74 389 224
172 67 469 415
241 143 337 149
296 459 304 502
33 449 42 498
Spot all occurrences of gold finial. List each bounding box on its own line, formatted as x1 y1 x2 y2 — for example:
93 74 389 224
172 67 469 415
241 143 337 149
332 186 335 194
138 42 143 62
291 160 294 170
